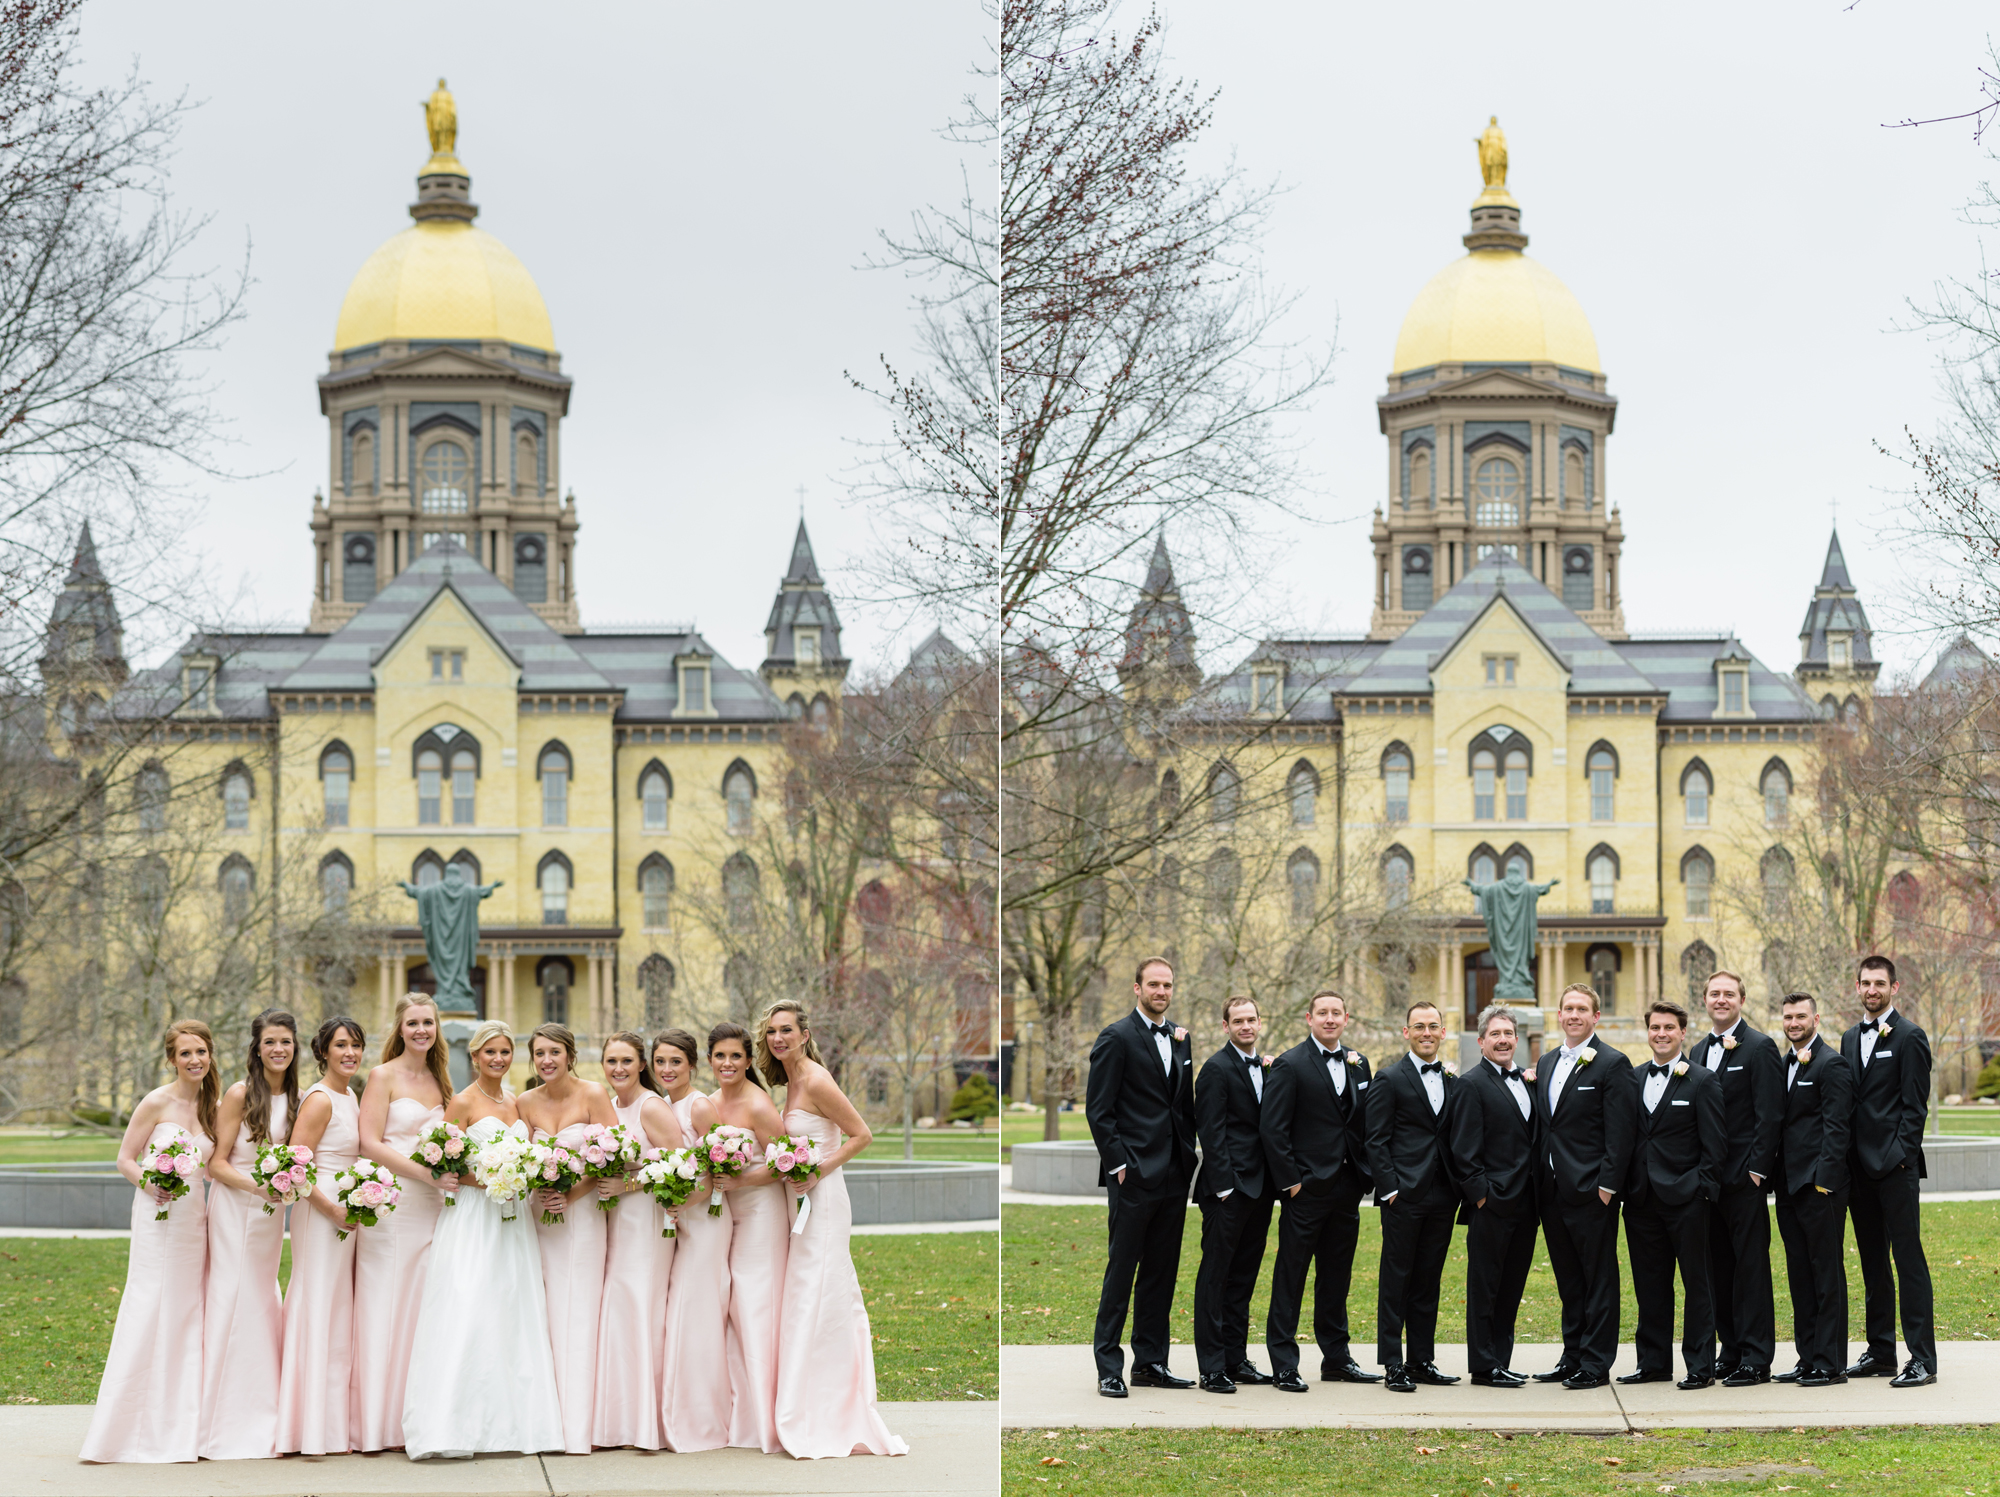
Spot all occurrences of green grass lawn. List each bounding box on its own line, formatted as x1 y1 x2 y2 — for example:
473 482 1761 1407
871 1130 1001 1163
1002 1111 1092 1161
1002 1425 2000 1496
1002 1200 2000 1349
0 1228 994 1405
1935 1108 2000 1135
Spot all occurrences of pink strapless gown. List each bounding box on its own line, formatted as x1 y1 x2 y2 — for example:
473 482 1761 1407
660 1092 732 1453
724 1165 790 1452
591 1094 673 1449
351 1096 445 1450
80 1122 212 1463
536 1121 607 1453
775 1110 907 1458
198 1098 287 1460
275 1082 360 1455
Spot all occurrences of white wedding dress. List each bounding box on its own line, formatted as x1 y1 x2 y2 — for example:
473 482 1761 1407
402 1117 564 1458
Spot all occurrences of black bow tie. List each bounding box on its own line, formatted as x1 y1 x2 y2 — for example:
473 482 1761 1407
1788 1049 1808 1065
1502 1066 1524 1081
1649 1062 1673 1077
1245 1053 1260 1067
1150 1022 1173 1039
1419 1061 1443 1075
1861 1018 1881 1031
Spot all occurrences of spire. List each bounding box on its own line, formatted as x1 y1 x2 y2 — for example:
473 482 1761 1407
411 77 478 224
1464 115 1528 253
40 522 127 688
761 518 844 682
785 518 824 586
1796 525 1877 688
1119 531 1200 698
1817 528 1853 591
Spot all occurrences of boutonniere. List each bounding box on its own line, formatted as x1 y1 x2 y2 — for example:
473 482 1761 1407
1260 1055 1273 1069
1441 1059 1458 1079
1672 1060 1689 1077
1575 1047 1597 1067
1344 1049 1363 1066
1173 1026 1188 1043
1796 1048 1812 1067
1721 1034 1738 1051
1878 1022 1893 1040
1521 1067 1537 1084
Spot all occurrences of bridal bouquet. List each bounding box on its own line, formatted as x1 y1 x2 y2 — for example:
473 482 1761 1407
407 1120 468 1206
473 1128 536 1221
249 1141 316 1217
140 1131 202 1222
696 1123 760 1217
578 1122 645 1211
331 1159 401 1240
764 1134 823 1235
530 1138 585 1225
634 1146 703 1237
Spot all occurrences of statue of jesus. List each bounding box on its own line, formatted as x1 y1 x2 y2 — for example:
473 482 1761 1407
423 78 458 158
400 863 500 1013
1462 864 1557 1002
1475 115 1508 190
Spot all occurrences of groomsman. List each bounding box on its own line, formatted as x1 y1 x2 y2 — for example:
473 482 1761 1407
1608 999 1726 1389
1840 954 1938 1387
1365 1000 1463 1394
1191 995 1276 1393
1448 1004 1539 1388
1534 982 1635 1390
1259 989 1381 1393
1689 969 1784 1386
1085 956 1198 1397
1772 992 1855 1388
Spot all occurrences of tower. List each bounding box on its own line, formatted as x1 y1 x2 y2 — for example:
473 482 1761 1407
760 519 849 719
1795 527 1878 717
1370 119 1624 640
38 523 128 752
309 80 580 633
1118 532 1201 704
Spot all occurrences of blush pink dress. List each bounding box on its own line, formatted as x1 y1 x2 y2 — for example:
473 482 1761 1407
660 1091 732 1453
275 1081 360 1456
80 1121 212 1463
774 1109 907 1458
197 1096 288 1461
351 1096 446 1450
723 1134 790 1454
591 1093 674 1449
536 1120 607 1454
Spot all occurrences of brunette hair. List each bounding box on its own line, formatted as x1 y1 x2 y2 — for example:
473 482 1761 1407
1133 956 1174 985
1858 953 1898 984
754 998 826 1088
163 1018 221 1145
1703 969 1746 998
529 1022 579 1077
1220 994 1258 1024
1647 998 1690 1028
311 1015 365 1073
1404 1000 1442 1024
243 1008 300 1147
1782 992 1819 1012
602 1030 660 1094
381 993 453 1105
1308 989 1346 1015
652 1027 701 1080
707 1020 767 1090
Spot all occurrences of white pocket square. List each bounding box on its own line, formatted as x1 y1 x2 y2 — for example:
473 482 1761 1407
1670 1099 1690 1106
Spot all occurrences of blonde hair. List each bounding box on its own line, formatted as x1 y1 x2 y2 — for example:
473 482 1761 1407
1558 982 1602 1014
381 993 453 1104
755 998 826 1088
466 1020 514 1076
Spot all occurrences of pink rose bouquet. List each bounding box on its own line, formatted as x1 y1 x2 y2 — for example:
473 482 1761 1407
578 1121 645 1211
407 1119 468 1206
530 1137 584 1224
331 1158 401 1240
696 1123 760 1216
634 1146 704 1237
140 1131 202 1222
764 1133 823 1235
249 1141 316 1217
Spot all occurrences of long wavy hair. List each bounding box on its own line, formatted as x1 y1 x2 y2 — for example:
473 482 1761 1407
754 998 825 1089
163 1018 221 1144
601 1030 659 1095
707 1020 766 1091
242 1008 300 1147
380 993 453 1104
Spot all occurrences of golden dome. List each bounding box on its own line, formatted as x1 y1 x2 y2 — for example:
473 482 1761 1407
1392 248 1599 374
333 217 555 352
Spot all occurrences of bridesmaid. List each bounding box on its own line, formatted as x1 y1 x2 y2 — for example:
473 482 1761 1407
80 1019 218 1464
275 1015 367 1457
198 1009 298 1461
590 1030 683 1450
352 993 457 1451
656 1026 732 1453
710 1020 788 1455
761 1000 907 1458
517 1022 616 1454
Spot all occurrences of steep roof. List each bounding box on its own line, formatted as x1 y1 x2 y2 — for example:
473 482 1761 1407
1614 636 1815 722
1797 527 1876 668
762 519 845 668
40 522 127 680
1118 532 1201 686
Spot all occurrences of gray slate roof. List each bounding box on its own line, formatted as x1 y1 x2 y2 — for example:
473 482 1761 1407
1797 528 1875 666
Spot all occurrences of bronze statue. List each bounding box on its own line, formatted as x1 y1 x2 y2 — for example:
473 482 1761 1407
424 79 457 158
400 863 500 1013
1475 115 1508 190
1462 864 1556 1002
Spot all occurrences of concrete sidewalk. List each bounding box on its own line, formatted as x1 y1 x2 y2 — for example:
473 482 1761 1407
0 1402 993 1497
1000 1343 1993 1432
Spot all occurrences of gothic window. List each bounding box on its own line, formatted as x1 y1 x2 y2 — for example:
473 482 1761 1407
539 743 570 828
640 763 671 831
1681 846 1713 919
1761 758 1791 827
1473 455 1522 526
320 852 352 917
1562 546 1594 611
1287 847 1320 926
412 850 445 887
1288 761 1318 827
342 533 376 604
1382 846 1413 908
724 760 756 835
1681 939 1717 1001
321 744 351 827
639 854 674 930
514 533 548 604
638 954 674 1028
1504 749 1529 819
447 849 481 885
537 956 573 1026
857 880 893 949
1681 760 1711 825
1401 546 1433 611
1501 843 1533 879
136 763 168 833
514 429 538 496
417 749 443 825
1820 694 1839 721
219 855 254 926
1469 846 1498 885
420 441 470 515
1587 742 1618 822
1587 845 1619 913
1886 869 1921 928
1158 769 1181 822
1208 763 1240 826
785 692 806 720
538 851 571 925
1382 743 1411 822
451 749 476 825
221 765 252 831
722 852 759 931
1472 750 1497 821
809 693 832 730
1761 846 1793 917
1407 446 1431 508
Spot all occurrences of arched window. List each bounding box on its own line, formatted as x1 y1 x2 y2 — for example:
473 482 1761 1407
1469 844 1498 885
1158 769 1181 822
445 848 481 885
221 763 252 831
419 441 470 515
1820 694 1840 721
412 849 445 887
1208 763 1240 826
1504 748 1529 820
1587 845 1619 913
451 748 476 825
1886 869 1921 927
1473 455 1522 526
1762 758 1792 827
349 428 375 497
1562 545 1594 611
1681 846 1714 919
1401 546 1433 610
1407 444 1432 508
1472 749 1497 820
1563 445 1587 508
809 693 832 730
136 762 169 833
320 743 351 828
219 855 254 926
539 743 570 828
320 852 352 917
1587 943 1621 1011
514 429 538 497
723 759 756 835
1681 940 1717 1001
639 853 674 930
1761 846 1794 917
1500 843 1533 879
1382 846 1413 908
1382 742 1412 822
538 851 571 925
857 879 893 949
1151 855 1182 927
514 533 548 604
416 748 443 825
1843 696 1862 726
1287 847 1320 926
1288 761 1318 827
1587 741 1617 822
724 952 758 1022
1681 760 1711 826
536 956 573 1026
722 852 759 931
640 762 671 832
786 692 806 720
1204 846 1241 919
638 954 675 1028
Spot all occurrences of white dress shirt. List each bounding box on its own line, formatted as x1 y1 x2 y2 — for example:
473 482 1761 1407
1704 1018 1741 1072
1408 1051 1444 1114
1547 1041 1586 1112
1139 1007 1172 1074
1861 1007 1896 1067
1490 1057 1531 1120
1788 1042 1812 1089
1641 1060 1672 1112
1312 1039 1347 1096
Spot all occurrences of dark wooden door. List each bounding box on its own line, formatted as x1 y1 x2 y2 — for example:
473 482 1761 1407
1462 950 1497 1027
406 962 487 1020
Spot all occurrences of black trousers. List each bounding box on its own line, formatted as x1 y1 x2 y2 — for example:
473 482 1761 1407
1775 1183 1849 1374
1623 1193 1715 1377
1849 1163 1936 1367
1541 1190 1622 1375
1263 1165 1362 1378
1464 1195 1537 1375
1706 1179 1776 1372
1192 1187 1274 1374
1375 1189 1456 1368
1092 1168 1190 1379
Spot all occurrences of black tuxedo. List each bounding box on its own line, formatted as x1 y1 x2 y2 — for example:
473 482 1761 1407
1085 1009 1198 1379
1365 1054 1460 1368
1534 1037 1634 1376
1191 1045 1274 1375
1689 1021 1784 1372
1839 1011 1935 1368
1259 1037 1372 1378
1609 1059 1726 1377
1774 1035 1855 1374
1449 1058 1540 1376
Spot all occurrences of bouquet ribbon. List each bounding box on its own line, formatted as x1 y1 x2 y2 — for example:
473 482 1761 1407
791 1189 811 1236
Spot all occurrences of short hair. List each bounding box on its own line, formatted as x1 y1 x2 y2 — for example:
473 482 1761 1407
1647 998 1690 1028
1557 982 1601 1014
1221 994 1259 1023
1781 992 1819 1012
1405 1000 1442 1024
1858 953 1898 984
1703 969 1746 998
1134 956 1175 985
1475 1004 1519 1039
1308 989 1346 1015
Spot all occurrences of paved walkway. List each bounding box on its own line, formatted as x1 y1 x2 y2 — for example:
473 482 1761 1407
1000 1344 1992 1432
0 1403 990 1496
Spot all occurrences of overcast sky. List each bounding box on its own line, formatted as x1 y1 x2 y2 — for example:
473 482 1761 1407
76 2 984 676
1132 0 1997 683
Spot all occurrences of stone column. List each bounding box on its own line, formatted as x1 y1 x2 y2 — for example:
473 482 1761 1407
378 950 395 1031
1436 941 1451 1012
1538 938 1553 1002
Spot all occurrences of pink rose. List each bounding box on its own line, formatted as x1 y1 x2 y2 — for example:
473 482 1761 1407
173 1154 197 1177
422 1143 443 1164
542 1161 559 1180
584 1147 605 1165
444 1139 463 1157
775 1152 797 1172
708 1145 726 1162
293 1147 312 1163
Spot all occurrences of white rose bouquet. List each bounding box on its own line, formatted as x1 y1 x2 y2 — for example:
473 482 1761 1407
472 1127 536 1222
634 1146 704 1238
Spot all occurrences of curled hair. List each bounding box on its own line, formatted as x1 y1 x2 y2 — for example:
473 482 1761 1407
243 1008 300 1147
754 998 826 1088
465 1020 514 1094
707 1020 767 1090
163 1018 221 1145
311 1014 365 1073
381 993 453 1105
602 1030 660 1095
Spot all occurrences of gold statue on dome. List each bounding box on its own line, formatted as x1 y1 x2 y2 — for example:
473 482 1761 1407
424 78 457 158
1475 115 1508 189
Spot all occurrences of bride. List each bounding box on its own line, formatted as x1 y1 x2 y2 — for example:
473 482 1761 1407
402 1021 563 1458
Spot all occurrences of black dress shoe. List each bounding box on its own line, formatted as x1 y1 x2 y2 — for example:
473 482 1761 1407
1469 1370 1526 1388
1130 1362 1195 1389
1773 1364 1806 1384
1722 1365 1769 1388
1533 1359 1580 1383
1098 1376 1128 1398
1384 1363 1416 1393
1844 1352 1897 1378
1407 1361 1461 1386
1271 1370 1310 1393
1322 1358 1384 1384
1615 1369 1670 1385
1198 1372 1237 1394
1799 1368 1847 1387
1889 1360 1937 1388
1230 1361 1272 1385
1561 1369 1608 1390
1676 1372 1715 1390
